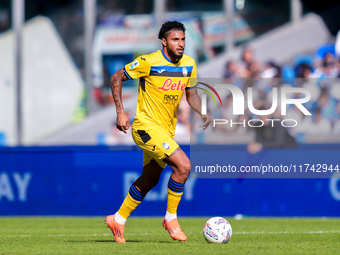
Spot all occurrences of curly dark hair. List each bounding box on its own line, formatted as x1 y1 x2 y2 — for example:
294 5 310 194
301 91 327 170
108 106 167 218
158 21 186 39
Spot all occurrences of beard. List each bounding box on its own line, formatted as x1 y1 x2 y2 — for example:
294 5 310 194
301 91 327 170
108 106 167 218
168 47 184 60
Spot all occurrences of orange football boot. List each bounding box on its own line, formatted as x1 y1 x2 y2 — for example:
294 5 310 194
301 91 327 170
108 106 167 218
162 218 187 241
105 214 126 243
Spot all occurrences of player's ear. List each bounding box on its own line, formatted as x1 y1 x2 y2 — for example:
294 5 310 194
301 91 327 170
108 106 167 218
161 38 167 47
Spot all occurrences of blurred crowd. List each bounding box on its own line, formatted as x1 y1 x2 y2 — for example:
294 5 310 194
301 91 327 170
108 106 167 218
1 0 339 145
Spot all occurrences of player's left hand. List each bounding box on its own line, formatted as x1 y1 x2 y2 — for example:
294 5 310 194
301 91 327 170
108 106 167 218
199 114 211 130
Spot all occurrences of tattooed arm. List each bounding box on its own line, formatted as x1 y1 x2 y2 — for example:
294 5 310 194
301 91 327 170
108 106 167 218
110 68 130 133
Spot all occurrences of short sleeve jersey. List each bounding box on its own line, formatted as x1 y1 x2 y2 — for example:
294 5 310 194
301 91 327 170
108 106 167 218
124 49 197 135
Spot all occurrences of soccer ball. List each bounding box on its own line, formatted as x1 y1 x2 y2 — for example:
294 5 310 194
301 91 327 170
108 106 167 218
203 217 232 243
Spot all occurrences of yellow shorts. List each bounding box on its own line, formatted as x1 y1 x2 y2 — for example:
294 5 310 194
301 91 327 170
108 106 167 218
132 127 179 169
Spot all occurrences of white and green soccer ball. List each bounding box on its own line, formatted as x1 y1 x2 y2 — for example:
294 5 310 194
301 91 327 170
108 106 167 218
203 217 232 243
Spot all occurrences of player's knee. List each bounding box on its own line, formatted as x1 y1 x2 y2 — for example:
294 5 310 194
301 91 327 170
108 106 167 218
184 161 191 174
177 161 191 179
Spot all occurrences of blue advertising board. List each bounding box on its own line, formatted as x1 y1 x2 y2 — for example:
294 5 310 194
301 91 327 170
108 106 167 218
0 145 339 216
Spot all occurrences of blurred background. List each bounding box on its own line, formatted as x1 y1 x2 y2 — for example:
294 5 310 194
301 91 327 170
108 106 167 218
1 0 340 217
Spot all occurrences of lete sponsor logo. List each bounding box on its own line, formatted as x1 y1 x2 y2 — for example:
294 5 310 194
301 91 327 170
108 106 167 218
158 78 186 91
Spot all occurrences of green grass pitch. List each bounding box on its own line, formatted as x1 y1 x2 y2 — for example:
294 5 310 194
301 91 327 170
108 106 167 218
0 217 339 255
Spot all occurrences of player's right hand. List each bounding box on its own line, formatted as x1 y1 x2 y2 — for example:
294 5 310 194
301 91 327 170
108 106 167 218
116 112 130 134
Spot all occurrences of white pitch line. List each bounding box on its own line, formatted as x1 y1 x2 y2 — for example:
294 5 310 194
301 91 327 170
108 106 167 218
1 230 340 238
234 230 340 235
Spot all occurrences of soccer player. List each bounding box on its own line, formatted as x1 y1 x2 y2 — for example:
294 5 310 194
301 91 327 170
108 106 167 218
106 21 211 243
